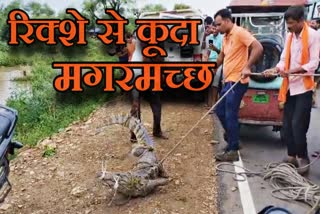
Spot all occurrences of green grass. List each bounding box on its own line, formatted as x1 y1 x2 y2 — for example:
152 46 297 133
0 51 28 67
7 93 108 146
42 145 57 158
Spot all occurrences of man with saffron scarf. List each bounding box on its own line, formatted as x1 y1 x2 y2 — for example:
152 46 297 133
264 6 320 175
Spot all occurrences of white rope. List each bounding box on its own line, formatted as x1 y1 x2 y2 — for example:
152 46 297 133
99 160 107 180
98 159 122 206
113 175 120 190
216 154 320 214
108 175 120 206
250 72 320 77
159 77 243 165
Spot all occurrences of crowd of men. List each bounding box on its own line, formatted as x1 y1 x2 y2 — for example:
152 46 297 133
118 5 320 176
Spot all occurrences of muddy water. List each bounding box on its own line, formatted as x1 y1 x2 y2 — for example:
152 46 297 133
0 66 31 105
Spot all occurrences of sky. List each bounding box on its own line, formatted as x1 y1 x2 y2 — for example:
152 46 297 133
16 0 231 16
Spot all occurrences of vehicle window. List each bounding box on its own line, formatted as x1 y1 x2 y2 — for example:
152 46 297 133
233 15 286 47
246 16 285 36
251 16 283 26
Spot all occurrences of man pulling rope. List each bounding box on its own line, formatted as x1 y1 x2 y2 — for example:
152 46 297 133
263 6 320 175
213 8 263 162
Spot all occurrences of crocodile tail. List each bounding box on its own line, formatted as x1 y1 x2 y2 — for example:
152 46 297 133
105 114 154 147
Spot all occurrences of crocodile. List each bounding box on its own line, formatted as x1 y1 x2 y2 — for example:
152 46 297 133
96 114 169 204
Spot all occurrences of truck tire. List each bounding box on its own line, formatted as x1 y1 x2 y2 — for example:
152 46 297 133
250 38 282 83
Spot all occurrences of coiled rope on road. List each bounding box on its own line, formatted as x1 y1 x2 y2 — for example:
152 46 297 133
215 156 320 214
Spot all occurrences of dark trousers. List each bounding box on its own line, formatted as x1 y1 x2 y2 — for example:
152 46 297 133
119 55 129 62
283 90 313 159
215 82 248 151
130 89 162 139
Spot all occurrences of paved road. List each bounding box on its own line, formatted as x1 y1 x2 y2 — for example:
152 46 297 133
217 91 320 214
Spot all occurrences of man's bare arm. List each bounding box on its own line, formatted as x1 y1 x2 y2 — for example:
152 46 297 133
216 51 225 69
209 44 221 54
246 40 263 68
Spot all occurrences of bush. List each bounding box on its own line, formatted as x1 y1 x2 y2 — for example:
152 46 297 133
0 51 28 66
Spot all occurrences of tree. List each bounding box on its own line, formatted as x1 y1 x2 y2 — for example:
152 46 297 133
128 3 167 19
40 3 55 17
82 0 135 19
102 0 128 14
0 0 23 41
82 0 99 30
25 2 55 18
173 3 191 10
141 4 167 13
0 0 22 14
130 8 141 18
81 0 136 30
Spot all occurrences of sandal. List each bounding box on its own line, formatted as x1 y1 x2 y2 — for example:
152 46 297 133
153 132 168 140
312 151 320 158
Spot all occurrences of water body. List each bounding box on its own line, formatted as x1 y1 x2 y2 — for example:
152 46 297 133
0 66 31 105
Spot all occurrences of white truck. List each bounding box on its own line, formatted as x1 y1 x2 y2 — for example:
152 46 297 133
130 9 209 94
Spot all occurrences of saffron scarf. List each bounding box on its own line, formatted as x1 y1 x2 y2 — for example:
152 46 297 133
278 22 314 104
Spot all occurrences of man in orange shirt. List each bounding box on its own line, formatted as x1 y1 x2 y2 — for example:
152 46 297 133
213 9 263 162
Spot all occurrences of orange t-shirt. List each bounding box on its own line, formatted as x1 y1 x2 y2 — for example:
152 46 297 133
222 25 256 84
